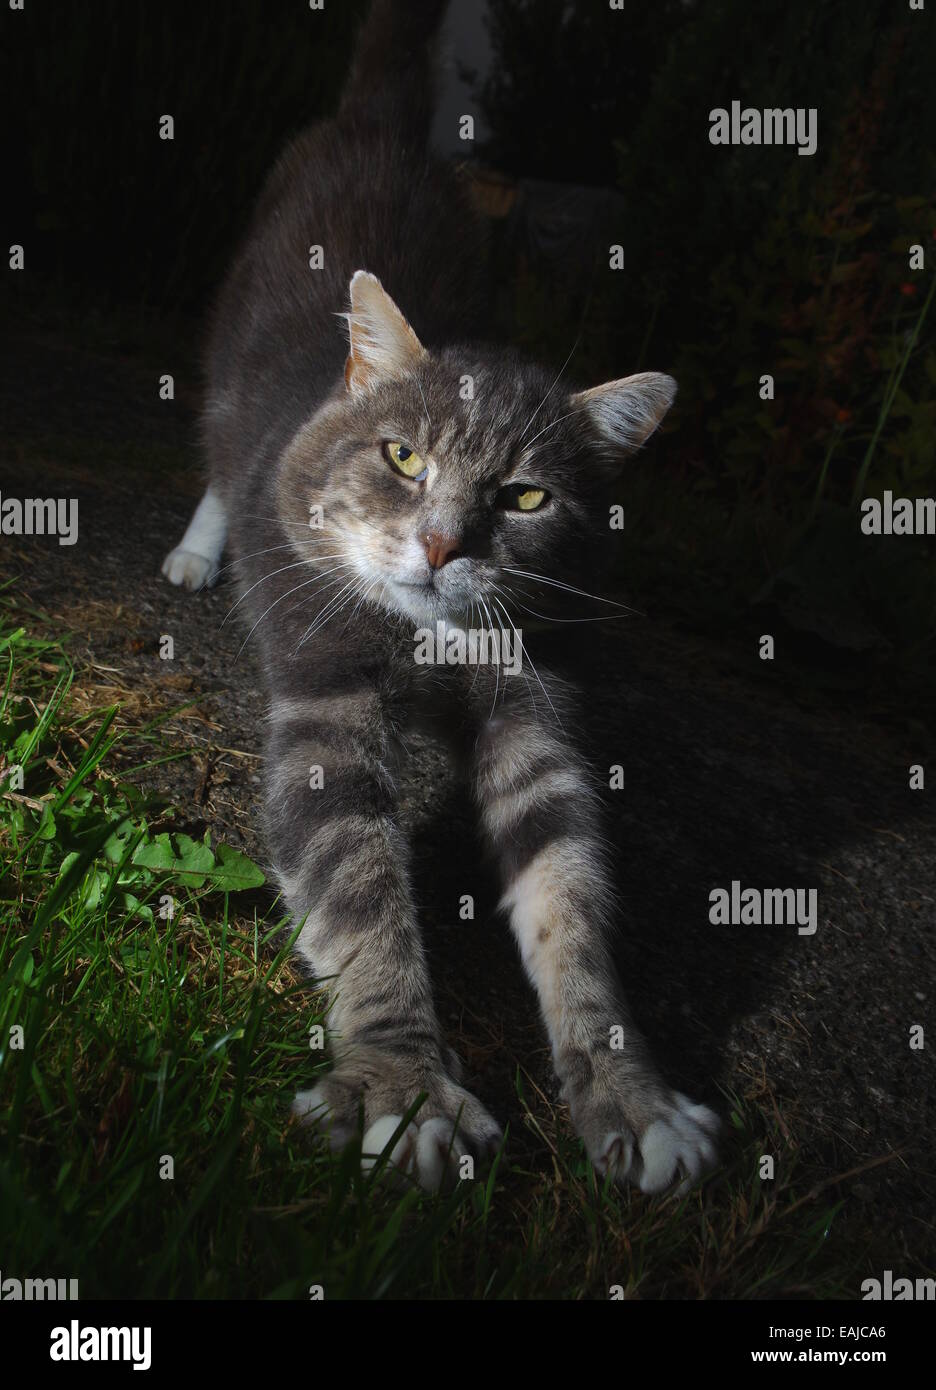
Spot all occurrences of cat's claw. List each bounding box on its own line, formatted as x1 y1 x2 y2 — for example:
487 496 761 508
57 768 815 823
583 1089 719 1196
161 547 218 591
357 1114 480 1189
292 1075 502 1191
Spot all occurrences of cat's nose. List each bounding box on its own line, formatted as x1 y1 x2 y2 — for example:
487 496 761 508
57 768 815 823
422 531 462 569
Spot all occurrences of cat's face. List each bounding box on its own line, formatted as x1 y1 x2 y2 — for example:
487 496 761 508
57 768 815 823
277 271 675 628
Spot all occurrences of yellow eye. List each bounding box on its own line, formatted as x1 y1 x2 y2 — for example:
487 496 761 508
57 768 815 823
495 483 549 513
386 441 427 480
516 488 546 511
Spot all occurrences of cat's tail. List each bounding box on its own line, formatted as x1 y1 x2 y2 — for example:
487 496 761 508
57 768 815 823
338 0 450 146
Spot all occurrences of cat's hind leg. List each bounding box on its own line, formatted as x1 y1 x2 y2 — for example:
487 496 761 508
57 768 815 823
162 486 227 591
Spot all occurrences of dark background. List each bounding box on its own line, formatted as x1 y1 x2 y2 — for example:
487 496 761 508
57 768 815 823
2 0 936 1293
3 0 935 719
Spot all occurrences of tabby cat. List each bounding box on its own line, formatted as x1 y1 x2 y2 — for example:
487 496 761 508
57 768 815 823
163 0 718 1193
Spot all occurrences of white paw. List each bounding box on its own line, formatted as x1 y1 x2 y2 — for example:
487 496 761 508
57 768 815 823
293 1077 500 1192
161 547 218 591
596 1092 719 1196
361 1113 472 1190
292 1082 356 1147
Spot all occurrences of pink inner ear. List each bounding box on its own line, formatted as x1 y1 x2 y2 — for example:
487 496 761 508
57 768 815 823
344 270 427 391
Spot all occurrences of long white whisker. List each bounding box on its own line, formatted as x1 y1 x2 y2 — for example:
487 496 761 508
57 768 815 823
492 582 633 626
493 598 510 710
492 592 562 730
478 595 499 719
278 568 353 627
519 336 580 441
297 580 360 647
339 576 378 637
501 567 640 613
235 570 347 661
297 576 364 649
415 375 432 429
221 558 353 628
309 579 366 644
520 406 589 453
468 599 483 696
486 592 522 717
211 534 339 582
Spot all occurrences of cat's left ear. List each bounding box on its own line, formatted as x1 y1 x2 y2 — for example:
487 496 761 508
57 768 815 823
343 269 427 392
571 372 677 453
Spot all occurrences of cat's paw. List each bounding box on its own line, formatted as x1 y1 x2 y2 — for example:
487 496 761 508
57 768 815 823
570 1079 719 1196
358 1113 489 1190
292 1066 502 1191
161 546 218 591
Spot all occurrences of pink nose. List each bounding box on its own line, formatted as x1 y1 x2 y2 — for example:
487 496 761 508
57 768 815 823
423 531 461 569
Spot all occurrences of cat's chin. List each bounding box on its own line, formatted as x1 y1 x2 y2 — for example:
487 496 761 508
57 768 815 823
381 578 471 628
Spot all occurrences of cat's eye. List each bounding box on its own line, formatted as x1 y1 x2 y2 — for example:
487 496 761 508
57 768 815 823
496 484 549 513
385 441 428 481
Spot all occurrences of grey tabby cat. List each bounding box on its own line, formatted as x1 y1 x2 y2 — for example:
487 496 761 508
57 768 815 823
163 0 718 1193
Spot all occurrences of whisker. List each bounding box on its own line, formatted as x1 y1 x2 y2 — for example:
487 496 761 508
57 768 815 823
492 582 633 626
235 570 345 661
519 335 580 441
492 598 510 711
468 599 483 696
500 567 641 614
220 558 353 628
489 592 517 717
478 595 499 719
305 579 366 646
521 405 589 453
492 592 562 730
415 375 432 429
279 567 354 628
215 536 346 581
296 576 364 650
227 513 335 530
341 575 381 635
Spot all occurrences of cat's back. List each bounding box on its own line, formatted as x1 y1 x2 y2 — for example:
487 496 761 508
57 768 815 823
204 6 486 496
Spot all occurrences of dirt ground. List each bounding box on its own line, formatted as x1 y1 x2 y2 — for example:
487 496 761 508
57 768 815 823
2 326 934 1281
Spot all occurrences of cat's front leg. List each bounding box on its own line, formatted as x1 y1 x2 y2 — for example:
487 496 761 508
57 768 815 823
270 690 501 1188
161 486 227 591
473 710 718 1194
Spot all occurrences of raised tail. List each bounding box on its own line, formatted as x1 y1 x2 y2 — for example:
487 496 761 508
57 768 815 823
339 0 451 145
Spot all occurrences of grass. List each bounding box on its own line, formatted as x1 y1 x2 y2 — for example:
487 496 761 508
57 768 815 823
0 595 884 1299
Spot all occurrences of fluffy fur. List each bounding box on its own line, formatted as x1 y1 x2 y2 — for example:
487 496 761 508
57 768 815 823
163 0 717 1192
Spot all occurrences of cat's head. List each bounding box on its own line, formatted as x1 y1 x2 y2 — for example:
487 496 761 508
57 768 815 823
277 270 675 627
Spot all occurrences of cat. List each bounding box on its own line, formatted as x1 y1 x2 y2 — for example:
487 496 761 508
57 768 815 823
162 0 718 1194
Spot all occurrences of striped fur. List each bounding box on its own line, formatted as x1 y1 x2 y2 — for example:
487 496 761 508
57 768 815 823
162 0 717 1191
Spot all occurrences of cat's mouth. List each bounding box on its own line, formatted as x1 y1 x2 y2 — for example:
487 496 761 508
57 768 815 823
383 570 483 625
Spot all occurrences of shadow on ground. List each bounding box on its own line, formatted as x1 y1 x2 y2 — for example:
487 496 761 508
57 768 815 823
2 326 933 1277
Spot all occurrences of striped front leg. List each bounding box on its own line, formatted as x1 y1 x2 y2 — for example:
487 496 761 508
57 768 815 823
268 689 501 1188
473 712 718 1193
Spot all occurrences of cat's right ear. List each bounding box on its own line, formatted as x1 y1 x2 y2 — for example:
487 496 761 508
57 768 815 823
343 270 427 392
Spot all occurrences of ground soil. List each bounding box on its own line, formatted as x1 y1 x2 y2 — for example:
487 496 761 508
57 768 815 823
2 325 934 1281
